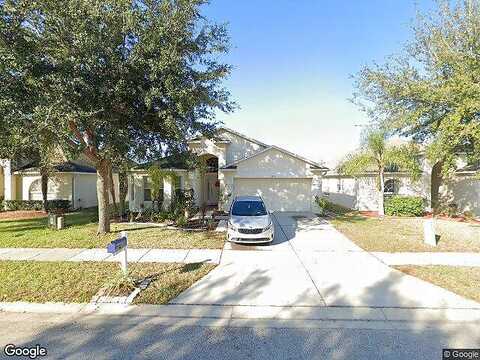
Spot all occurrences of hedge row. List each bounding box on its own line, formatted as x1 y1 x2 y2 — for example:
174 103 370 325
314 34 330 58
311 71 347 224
385 196 424 217
315 196 351 215
2 200 71 211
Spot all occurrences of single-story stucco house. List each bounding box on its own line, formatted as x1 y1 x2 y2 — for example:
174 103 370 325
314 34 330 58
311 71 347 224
128 127 480 218
128 127 329 213
0 159 119 209
323 158 480 216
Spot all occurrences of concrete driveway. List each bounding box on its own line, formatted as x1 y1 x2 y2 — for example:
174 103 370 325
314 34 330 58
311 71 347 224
172 212 480 309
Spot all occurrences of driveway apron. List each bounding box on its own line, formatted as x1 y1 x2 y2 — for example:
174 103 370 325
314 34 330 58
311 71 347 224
172 212 480 309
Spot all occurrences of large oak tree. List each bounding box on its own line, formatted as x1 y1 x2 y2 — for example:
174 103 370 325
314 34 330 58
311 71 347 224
353 0 480 209
0 0 234 233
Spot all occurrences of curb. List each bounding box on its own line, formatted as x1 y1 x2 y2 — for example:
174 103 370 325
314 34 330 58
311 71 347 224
2 302 480 326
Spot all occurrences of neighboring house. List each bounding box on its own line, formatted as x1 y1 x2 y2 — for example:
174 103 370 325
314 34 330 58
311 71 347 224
0 159 119 209
128 127 329 212
323 158 480 216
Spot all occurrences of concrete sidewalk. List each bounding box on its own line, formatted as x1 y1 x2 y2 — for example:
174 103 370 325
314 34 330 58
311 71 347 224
0 247 222 264
372 252 480 266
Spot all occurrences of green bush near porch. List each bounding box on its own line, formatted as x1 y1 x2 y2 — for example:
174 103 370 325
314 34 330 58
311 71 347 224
2 200 71 212
385 196 424 217
315 196 351 215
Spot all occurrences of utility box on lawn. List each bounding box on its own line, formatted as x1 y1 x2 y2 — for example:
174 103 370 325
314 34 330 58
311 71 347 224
423 218 437 246
48 213 65 230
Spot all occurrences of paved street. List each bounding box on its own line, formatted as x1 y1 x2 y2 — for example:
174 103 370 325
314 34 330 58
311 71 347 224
0 312 478 360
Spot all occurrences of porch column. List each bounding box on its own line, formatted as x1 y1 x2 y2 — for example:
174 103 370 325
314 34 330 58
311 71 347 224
128 175 134 211
0 165 4 200
217 171 224 210
219 170 235 212
1 160 13 201
189 170 202 206
163 176 173 211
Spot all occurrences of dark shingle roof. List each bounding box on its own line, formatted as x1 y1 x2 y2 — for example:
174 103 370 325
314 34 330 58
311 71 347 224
133 154 192 170
54 162 96 173
456 163 480 172
19 161 96 174
12 161 37 172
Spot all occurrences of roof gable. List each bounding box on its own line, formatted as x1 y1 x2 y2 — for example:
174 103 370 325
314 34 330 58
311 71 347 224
222 145 327 170
217 127 268 148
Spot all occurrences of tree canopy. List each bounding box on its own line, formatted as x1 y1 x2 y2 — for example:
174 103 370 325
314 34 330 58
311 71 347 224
0 0 234 232
338 130 421 216
353 0 480 176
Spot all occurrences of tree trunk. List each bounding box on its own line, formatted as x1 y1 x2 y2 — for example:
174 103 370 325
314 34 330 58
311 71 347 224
118 171 128 217
378 169 385 217
108 165 118 218
431 161 443 213
40 171 49 212
96 160 111 234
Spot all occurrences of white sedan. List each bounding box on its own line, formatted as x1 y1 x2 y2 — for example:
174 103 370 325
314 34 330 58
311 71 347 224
227 195 274 244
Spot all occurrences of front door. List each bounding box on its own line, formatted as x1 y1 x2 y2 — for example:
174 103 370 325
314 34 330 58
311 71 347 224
205 173 219 205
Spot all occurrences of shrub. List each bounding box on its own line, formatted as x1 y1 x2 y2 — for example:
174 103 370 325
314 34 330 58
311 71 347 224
315 196 351 215
385 196 424 217
3 200 42 211
3 200 71 212
446 203 459 217
151 211 171 223
462 210 476 220
129 208 173 223
206 218 217 230
170 189 196 218
175 215 188 227
46 200 71 212
315 197 328 212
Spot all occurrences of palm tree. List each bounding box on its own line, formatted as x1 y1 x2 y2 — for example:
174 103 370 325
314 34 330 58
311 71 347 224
338 130 421 216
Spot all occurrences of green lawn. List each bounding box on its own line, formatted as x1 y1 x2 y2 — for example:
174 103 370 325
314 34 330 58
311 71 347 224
0 260 215 304
0 209 224 249
395 265 480 303
132 262 214 304
331 214 480 252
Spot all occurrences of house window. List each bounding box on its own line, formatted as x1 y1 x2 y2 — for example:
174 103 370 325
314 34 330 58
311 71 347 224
129 176 135 202
173 175 183 199
384 179 398 195
174 176 181 191
28 178 56 200
143 176 152 201
206 157 218 173
385 164 400 172
337 179 343 192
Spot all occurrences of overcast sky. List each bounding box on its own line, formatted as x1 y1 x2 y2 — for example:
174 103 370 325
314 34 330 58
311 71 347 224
203 0 437 167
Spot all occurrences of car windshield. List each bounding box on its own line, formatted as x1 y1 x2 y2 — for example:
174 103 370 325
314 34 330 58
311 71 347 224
231 200 267 216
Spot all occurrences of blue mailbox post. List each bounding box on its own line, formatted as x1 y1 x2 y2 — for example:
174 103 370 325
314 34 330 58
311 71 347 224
107 231 128 274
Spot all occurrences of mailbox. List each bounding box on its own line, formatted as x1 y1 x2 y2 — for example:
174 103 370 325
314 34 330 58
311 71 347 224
107 236 127 254
106 231 128 274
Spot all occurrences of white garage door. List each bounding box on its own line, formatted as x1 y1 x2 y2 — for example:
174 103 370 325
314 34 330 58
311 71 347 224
233 178 312 212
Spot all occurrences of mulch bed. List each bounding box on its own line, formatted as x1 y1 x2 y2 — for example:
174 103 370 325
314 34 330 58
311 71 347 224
0 210 47 221
178 218 220 231
358 210 480 224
